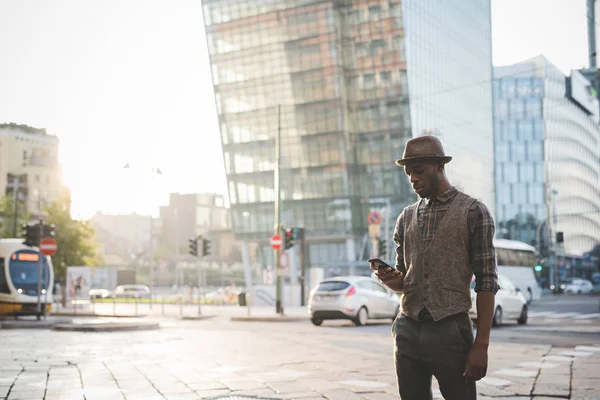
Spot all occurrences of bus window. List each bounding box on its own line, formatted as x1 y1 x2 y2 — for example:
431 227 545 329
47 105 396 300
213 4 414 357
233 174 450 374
0 258 8 293
9 251 50 294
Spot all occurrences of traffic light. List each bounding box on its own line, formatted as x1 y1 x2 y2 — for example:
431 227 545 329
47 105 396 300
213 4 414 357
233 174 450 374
44 223 56 238
534 265 542 272
284 229 294 250
188 237 198 256
22 223 40 247
556 232 564 243
202 238 211 256
378 239 387 256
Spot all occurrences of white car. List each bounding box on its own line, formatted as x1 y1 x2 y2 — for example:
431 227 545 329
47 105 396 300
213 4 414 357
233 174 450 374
308 276 401 326
564 279 594 294
114 284 151 298
469 274 528 326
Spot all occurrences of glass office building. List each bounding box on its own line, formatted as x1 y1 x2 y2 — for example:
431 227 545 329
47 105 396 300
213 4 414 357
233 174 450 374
202 0 494 273
494 56 600 257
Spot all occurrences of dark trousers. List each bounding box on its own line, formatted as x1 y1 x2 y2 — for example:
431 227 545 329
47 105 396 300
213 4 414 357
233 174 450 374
393 312 476 400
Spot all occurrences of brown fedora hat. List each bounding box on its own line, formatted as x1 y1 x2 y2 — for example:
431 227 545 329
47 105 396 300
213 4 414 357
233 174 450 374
395 135 452 166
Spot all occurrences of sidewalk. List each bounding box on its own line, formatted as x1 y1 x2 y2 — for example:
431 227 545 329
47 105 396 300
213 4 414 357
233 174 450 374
0 314 598 399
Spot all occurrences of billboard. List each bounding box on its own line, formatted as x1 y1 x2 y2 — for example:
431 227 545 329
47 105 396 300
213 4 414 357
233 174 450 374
66 266 91 301
568 70 600 123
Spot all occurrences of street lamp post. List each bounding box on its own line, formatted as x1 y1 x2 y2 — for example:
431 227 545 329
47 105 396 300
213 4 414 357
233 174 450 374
123 163 163 309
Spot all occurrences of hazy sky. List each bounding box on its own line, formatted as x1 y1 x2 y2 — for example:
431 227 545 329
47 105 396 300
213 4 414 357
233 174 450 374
0 0 590 219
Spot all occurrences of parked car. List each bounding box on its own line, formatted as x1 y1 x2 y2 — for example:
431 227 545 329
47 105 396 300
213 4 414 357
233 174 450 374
114 285 151 298
308 276 401 326
469 274 528 326
564 279 594 294
89 289 113 299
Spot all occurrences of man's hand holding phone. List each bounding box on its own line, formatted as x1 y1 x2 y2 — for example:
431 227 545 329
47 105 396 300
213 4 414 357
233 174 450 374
369 258 404 293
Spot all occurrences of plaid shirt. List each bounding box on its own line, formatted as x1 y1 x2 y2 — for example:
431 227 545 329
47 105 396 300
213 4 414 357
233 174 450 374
395 186 499 294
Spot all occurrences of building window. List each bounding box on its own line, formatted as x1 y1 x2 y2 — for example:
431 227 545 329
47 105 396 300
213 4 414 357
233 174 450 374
362 73 376 89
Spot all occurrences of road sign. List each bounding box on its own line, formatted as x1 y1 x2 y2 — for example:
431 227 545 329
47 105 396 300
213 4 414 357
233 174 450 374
368 224 381 238
270 234 282 250
368 211 382 225
39 237 57 256
279 252 289 268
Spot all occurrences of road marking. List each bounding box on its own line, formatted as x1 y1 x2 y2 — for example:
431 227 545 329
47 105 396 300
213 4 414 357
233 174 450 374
528 311 554 318
492 368 538 378
574 346 600 352
529 311 600 320
574 313 600 319
547 312 582 318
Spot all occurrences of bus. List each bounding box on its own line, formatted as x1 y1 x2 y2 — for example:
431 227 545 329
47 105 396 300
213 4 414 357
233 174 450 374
493 238 541 302
0 239 54 318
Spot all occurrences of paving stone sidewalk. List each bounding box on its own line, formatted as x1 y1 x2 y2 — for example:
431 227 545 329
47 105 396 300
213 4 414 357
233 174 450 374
0 318 598 399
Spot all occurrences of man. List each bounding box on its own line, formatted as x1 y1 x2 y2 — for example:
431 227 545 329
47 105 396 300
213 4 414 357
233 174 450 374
371 135 498 400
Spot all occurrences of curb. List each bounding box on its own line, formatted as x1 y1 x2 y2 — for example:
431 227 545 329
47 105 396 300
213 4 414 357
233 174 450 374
51 322 160 332
51 312 147 318
180 315 218 321
231 316 308 322
1 321 62 329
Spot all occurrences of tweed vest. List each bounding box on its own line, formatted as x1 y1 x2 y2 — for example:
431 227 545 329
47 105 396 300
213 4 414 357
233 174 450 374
401 191 476 321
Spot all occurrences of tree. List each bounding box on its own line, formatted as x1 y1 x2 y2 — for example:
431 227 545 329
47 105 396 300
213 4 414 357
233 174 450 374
0 196 29 238
44 194 102 279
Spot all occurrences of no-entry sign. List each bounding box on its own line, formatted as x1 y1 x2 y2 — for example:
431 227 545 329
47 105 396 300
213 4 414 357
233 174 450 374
270 234 282 250
39 237 57 256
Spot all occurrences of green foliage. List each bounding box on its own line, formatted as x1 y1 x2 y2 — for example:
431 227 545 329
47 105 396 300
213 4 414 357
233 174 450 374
0 196 30 238
0 122 47 135
44 195 103 278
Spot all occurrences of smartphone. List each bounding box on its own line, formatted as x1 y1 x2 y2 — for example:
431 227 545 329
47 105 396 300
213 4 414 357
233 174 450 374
368 258 395 271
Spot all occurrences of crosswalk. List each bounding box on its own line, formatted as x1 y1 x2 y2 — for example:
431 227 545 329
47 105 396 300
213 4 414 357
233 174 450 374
528 311 600 320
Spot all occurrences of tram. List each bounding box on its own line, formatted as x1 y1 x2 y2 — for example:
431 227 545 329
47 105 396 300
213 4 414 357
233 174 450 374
0 238 54 318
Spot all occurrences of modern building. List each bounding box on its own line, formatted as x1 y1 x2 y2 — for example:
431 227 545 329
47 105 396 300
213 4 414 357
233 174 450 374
202 0 495 273
0 123 64 221
494 56 600 263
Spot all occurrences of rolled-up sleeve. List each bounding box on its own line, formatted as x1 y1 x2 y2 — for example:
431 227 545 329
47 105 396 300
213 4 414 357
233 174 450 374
468 201 499 294
393 210 406 275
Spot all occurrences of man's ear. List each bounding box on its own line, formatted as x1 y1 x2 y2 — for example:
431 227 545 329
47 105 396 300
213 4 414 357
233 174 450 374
437 163 445 172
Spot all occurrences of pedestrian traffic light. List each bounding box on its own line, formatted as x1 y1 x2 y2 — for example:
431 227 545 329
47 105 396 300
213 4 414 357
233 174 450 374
284 229 294 250
378 239 387 256
534 265 542 272
202 238 211 256
188 237 198 256
22 223 40 247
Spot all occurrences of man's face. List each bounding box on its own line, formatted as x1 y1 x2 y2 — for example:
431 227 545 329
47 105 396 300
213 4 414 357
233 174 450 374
404 161 442 198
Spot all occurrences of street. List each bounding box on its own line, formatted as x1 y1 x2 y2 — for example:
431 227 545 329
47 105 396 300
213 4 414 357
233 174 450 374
1 295 599 400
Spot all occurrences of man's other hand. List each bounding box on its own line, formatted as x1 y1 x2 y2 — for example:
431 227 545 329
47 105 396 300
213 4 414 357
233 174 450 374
369 264 404 292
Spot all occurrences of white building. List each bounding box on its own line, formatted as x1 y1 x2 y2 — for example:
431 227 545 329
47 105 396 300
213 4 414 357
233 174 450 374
494 56 600 256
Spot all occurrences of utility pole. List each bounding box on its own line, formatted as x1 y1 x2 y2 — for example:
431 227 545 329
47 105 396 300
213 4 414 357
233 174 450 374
298 228 306 306
274 104 283 315
36 221 43 319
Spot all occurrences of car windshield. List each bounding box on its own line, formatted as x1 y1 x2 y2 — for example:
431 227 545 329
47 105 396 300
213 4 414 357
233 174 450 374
317 281 350 291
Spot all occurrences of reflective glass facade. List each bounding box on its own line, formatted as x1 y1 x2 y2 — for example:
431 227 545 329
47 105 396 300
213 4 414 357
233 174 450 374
494 56 600 256
202 0 494 271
